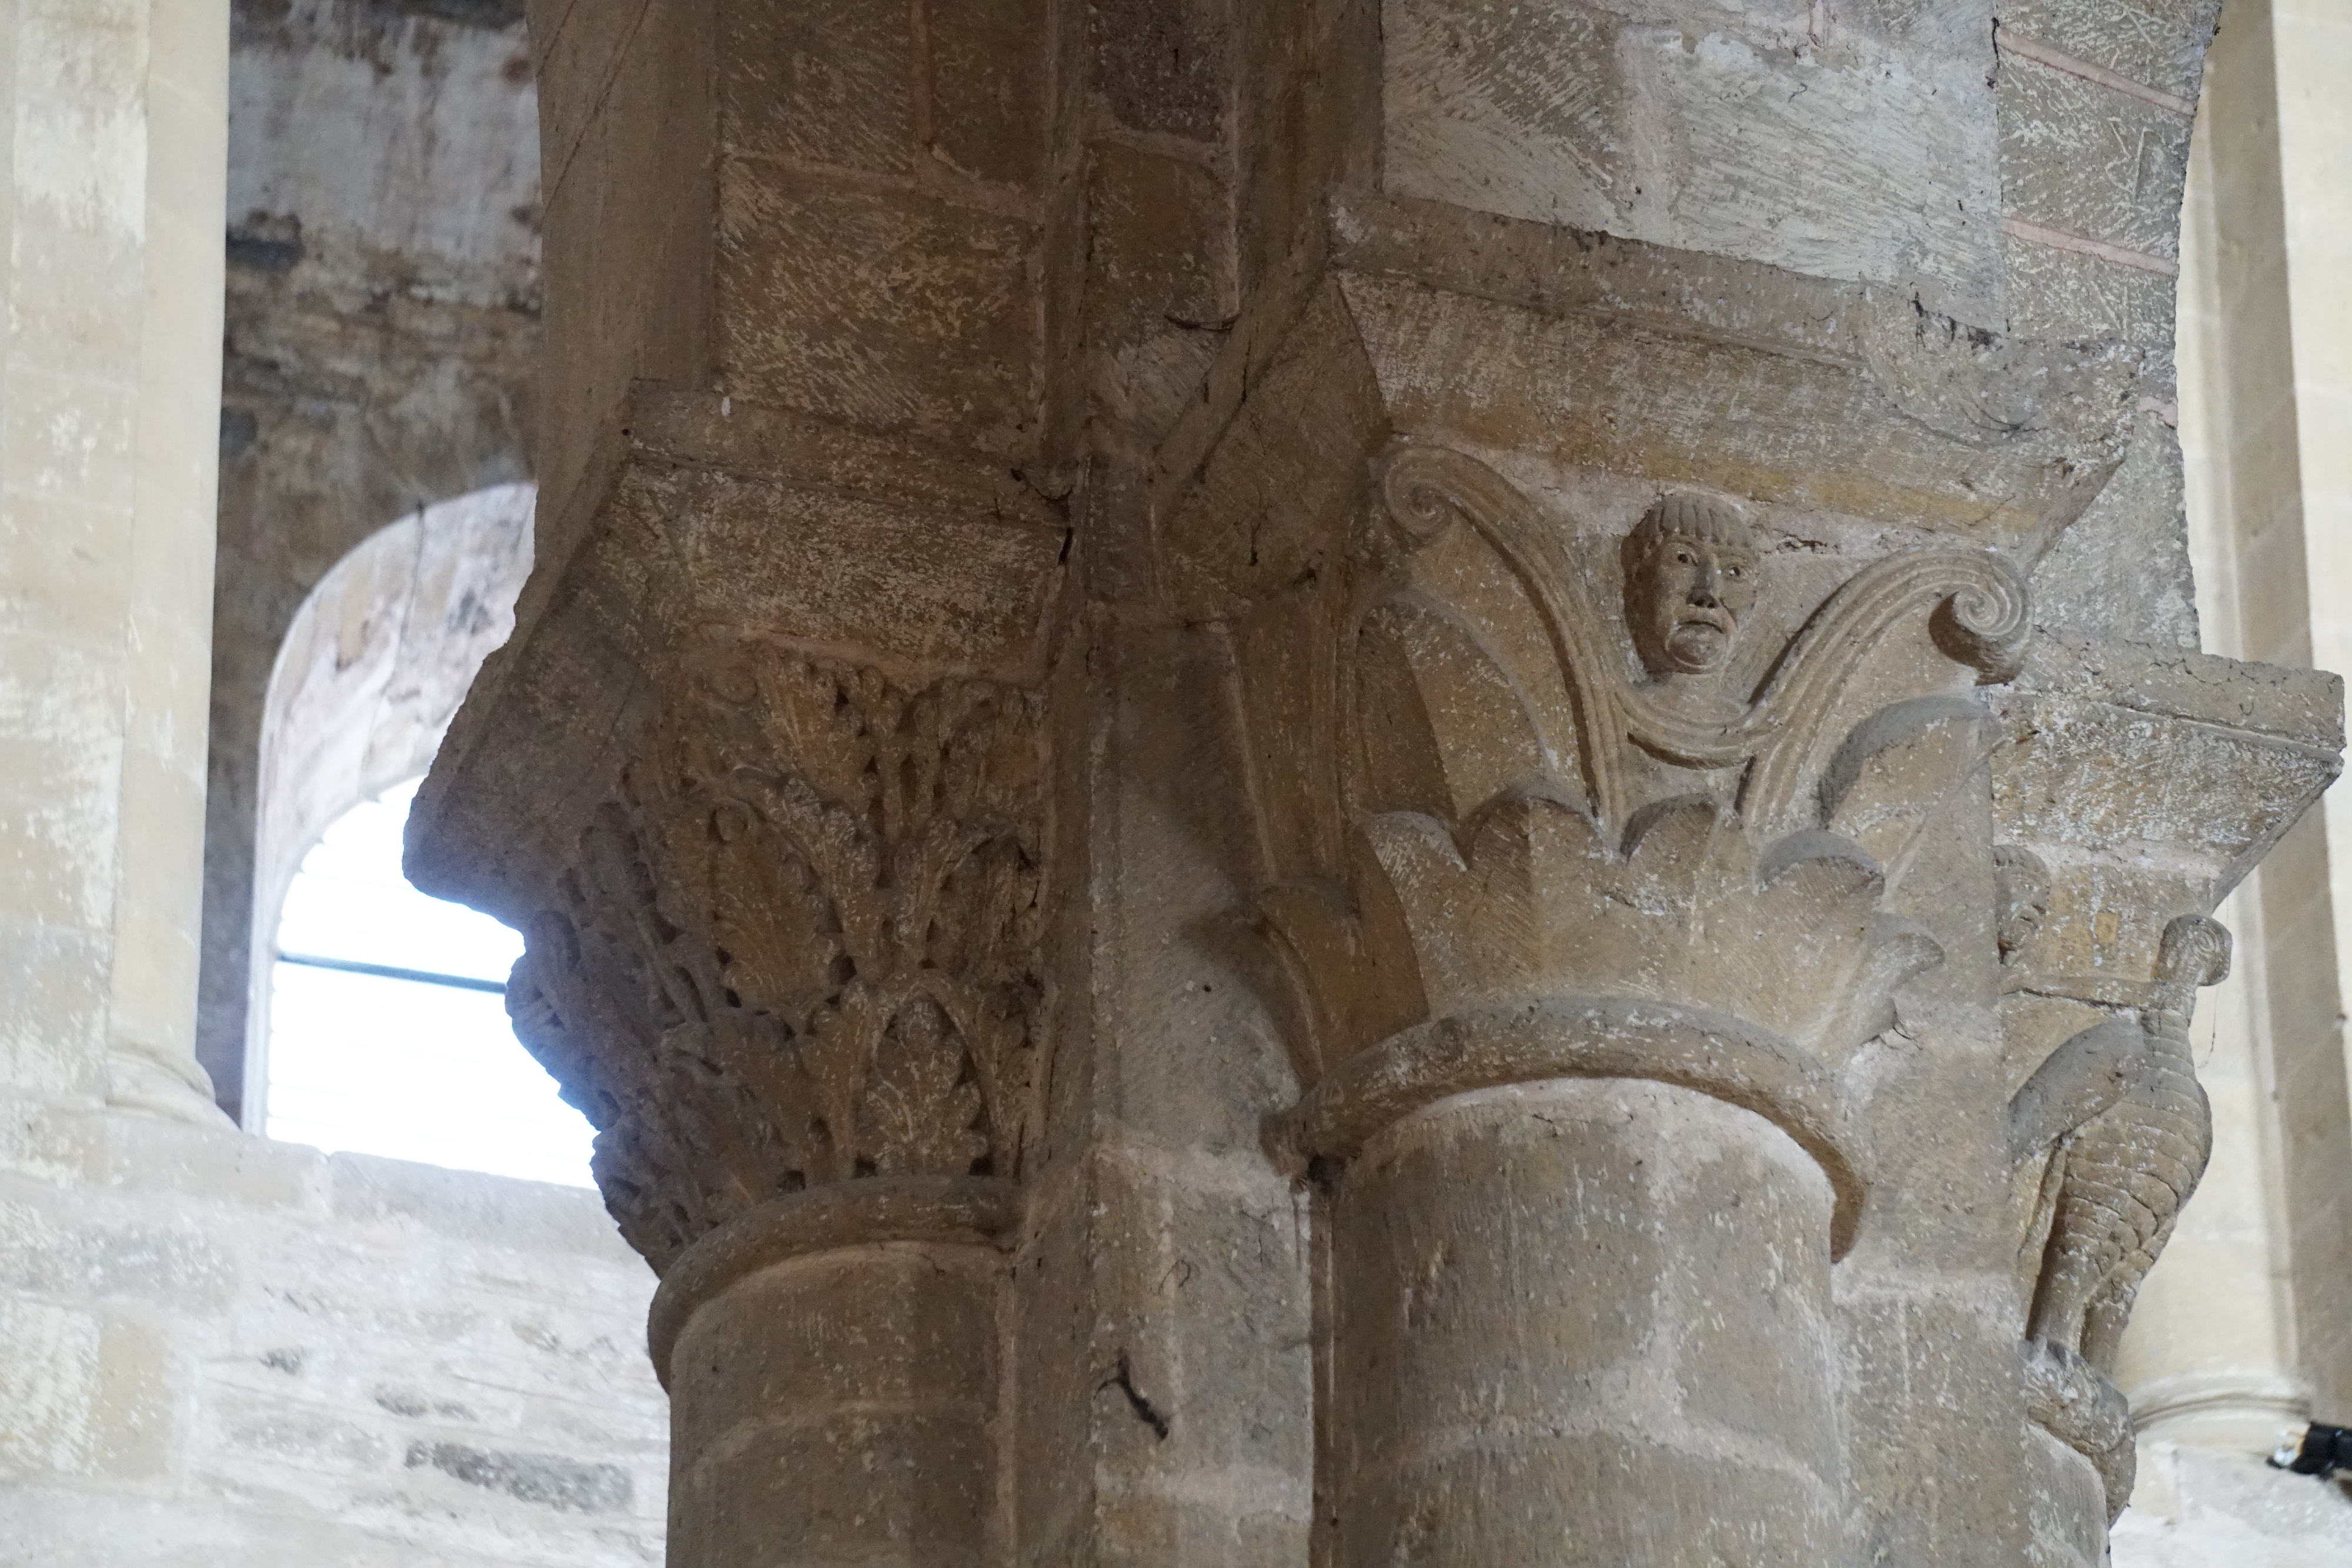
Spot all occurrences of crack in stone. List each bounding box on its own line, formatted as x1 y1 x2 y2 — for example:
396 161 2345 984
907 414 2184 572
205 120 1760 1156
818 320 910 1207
1103 1352 1171 1440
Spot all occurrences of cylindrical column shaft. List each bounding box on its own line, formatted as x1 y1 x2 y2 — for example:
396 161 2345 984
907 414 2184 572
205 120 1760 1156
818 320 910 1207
1325 1078 1840 1567
665 1241 1001 1568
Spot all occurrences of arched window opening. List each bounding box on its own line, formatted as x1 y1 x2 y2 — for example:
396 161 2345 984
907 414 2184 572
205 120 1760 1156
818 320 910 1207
265 776 594 1185
243 483 574 1181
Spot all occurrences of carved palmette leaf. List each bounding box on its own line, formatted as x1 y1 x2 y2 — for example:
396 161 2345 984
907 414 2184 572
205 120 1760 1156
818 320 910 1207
799 982 890 1183
670 788 845 1022
744 657 884 819
859 996 988 1175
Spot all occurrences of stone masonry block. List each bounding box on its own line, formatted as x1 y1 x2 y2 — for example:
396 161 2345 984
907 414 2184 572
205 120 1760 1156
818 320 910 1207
2000 0 2217 99
0 925 110 1102
2029 414 2197 650
0 1296 176 1483
1085 1146 1311 1479
1008 1165 1100 1553
1384 0 2004 325
328 1152 643 1261
0 1192 235 1313
1092 0 1228 143
2000 55 2190 261
928 0 1053 188
403 1439 633 1513
0 632 124 934
1087 142 1227 345
715 175 1037 449
721 0 914 176
2004 228 2176 349
0 1294 102 1475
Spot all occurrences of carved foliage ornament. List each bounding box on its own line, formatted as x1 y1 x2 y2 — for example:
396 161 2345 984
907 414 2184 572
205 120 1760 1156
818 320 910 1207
1374 444 2029 834
1242 443 2030 1241
507 652 1045 1271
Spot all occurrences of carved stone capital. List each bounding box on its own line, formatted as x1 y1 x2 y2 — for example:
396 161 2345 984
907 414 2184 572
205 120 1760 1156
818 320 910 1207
505 647 1047 1272
1157 229 2340 1557
1238 440 2028 1242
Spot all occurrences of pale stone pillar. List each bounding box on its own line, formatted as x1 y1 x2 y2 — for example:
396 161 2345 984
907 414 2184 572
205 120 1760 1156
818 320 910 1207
2123 0 2352 1439
0 0 229 1123
2273 0 2352 1047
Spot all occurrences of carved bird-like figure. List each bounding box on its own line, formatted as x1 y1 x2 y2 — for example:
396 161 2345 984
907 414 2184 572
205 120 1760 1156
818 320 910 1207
2007 913 2229 1513
2022 915 2226 1368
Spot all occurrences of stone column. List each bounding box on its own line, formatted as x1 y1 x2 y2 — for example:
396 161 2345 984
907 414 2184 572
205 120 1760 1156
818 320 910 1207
0 0 229 1123
647 1183 1015 1567
2156 0 2352 1424
1224 440 2020 1563
469 649 1051 1568
407 3 1082 1552
1320 1078 1840 1565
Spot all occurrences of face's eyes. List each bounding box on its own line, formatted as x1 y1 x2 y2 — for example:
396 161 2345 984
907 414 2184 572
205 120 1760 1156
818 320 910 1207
1675 549 1695 565
1725 564 1741 579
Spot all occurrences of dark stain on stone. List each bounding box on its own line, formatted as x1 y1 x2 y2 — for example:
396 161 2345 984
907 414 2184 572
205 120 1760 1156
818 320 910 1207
220 407 260 462
227 213 304 273
404 1440 632 1512
260 1347 303 1374
370 0 526 29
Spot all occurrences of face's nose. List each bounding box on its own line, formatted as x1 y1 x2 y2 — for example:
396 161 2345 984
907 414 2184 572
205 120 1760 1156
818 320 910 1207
1687 554 1720 607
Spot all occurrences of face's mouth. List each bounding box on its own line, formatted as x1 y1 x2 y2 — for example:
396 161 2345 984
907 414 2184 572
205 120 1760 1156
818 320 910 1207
1660 605 1736 672
1673 603 1736 637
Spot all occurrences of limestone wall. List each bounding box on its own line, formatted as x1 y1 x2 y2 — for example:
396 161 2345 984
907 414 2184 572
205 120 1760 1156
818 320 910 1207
199 0 542 1118
0 5 664 1564
1 1104 665 1568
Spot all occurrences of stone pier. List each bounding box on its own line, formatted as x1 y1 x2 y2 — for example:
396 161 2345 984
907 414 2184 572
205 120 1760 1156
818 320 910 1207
408 2 2344 1563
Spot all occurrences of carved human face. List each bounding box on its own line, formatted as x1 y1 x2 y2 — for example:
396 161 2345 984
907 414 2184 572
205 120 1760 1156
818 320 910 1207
1633 532 1759 676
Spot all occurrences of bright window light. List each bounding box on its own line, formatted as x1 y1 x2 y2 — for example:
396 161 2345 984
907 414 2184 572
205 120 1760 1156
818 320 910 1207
266 777 596 1187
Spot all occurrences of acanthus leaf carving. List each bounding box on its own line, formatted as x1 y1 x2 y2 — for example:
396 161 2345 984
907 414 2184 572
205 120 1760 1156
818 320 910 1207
506 651 1045 1271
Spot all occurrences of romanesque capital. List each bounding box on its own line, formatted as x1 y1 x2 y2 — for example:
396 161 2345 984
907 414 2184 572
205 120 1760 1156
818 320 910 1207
1248 440 2029 1242
504 647 1047 1276
1144 222 2338 1559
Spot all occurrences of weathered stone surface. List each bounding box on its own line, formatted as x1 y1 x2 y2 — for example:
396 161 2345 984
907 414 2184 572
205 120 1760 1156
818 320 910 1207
1 1124 666 1568
1383 0 2006 324
392 1 2342 1564
666 1245 1000 1568
716 180 1040 449
200 0 541 1116
2000 55 2191 265
721 0 917 176
1329 1082 1839 1566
